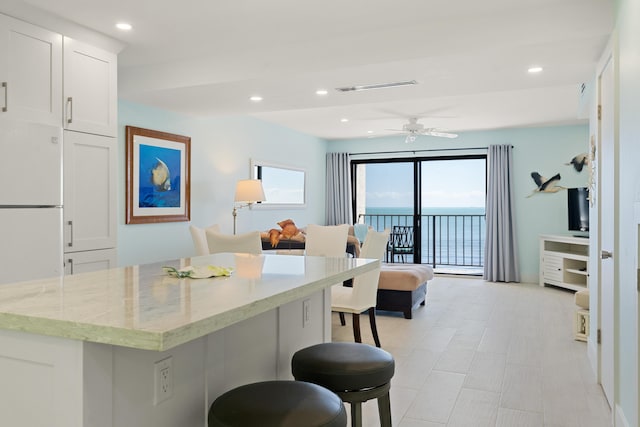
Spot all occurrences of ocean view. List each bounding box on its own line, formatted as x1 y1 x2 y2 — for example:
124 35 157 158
360 207 486 267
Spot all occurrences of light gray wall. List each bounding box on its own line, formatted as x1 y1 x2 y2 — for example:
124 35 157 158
330 124 589 283
117 100 327 266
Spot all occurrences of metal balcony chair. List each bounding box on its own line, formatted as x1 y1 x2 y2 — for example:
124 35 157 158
387 225 414 263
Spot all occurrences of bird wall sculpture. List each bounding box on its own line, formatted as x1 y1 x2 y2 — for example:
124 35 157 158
527 172 566 197
566 153 589 172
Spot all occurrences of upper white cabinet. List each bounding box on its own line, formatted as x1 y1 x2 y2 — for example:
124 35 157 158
63 37 117 137
0 14 62 126
63 130 117 253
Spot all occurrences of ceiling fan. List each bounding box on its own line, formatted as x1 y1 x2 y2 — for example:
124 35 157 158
387 117 458 143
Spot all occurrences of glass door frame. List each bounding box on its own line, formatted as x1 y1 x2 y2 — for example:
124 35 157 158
351 154 487 265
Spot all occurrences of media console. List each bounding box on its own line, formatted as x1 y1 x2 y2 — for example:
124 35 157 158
539 234 589 291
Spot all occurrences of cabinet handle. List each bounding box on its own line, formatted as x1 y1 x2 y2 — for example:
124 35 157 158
67 258 74 275
67 96 73 124
68 220 73 247
601 250 613 259
2 82 7 112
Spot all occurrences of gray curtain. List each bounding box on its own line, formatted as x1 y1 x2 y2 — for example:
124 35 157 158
484 145 520 282
326 152 353 225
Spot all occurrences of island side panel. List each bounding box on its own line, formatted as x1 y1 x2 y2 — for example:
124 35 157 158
0 329 83 427
276 290 328 379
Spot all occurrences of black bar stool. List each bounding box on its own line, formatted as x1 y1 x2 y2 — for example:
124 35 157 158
208 380 347 427
291 342 395 427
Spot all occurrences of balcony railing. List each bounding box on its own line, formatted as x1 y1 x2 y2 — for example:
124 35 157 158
358 213 486 270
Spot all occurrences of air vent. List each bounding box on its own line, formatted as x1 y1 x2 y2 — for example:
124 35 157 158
335 80 418 92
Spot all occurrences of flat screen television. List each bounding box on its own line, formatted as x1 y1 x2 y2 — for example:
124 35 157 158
567 187 589 232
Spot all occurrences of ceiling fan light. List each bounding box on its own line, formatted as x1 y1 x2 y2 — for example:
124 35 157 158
405 134 416 143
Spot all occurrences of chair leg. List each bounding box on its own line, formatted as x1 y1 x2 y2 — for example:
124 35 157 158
368 307 381 347
351 402 363 427
339 312 346 326
352 313 362 343
377 390 392 427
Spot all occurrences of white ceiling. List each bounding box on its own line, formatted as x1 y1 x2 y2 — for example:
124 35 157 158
15 0 613 140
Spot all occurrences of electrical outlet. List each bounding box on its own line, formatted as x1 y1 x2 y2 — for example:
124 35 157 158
153 356 173 405
302 299 310 328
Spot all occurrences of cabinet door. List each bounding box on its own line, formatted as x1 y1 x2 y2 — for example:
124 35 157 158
64 248 117 275
64 131 116 252
0 14 62 125
542 252 563 283
63 37 116 136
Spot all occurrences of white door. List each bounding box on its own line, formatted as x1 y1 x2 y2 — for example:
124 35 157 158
0 208 63 284
63 131 116 252
63 37 117 137
598 54 615 407
0 120 62 205
0 14 62 126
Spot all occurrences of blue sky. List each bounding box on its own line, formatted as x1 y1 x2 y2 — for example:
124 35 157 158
364 159 486 208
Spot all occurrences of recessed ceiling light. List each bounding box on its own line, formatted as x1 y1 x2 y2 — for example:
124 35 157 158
116 22 132 31
528 66 543 73
340 118 349 123
367 130 373 134
316 89 328 96
249 96 263 102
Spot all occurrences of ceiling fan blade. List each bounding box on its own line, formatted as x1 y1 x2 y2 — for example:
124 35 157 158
425 131 458 138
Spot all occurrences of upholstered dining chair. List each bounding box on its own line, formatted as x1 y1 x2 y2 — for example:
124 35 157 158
189 223 221 256
332 228 390 347
205 229 262 255
304 224 350 257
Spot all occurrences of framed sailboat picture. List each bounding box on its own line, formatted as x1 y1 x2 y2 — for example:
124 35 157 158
126 126 191 224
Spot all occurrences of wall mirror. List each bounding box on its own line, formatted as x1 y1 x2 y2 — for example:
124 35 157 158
251 160 306 208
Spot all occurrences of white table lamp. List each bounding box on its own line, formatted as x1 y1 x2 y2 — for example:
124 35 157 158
232 179 266 234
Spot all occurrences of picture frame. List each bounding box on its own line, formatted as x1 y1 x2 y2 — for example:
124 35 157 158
126 126 191 224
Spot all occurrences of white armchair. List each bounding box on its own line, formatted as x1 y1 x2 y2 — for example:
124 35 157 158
189 224 221 256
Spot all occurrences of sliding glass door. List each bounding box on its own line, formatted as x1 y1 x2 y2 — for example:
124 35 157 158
354 161 417 262
420 158 486 273
353 155 486 273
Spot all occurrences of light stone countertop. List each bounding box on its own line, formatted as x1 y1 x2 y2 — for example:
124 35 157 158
0 253 378 351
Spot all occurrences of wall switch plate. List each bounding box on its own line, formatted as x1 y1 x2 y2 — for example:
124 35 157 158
153 356 173 405
302 299 310 328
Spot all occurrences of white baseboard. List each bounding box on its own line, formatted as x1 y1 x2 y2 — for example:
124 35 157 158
615 404 630 427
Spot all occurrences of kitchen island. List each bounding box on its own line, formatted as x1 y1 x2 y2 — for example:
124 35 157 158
0 253 378 427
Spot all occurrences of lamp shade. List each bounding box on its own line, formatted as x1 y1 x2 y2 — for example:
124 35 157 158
234 179 266 203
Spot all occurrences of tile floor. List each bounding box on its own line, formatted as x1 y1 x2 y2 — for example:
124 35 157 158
331 276 612 427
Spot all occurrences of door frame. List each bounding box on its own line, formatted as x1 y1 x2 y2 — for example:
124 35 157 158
592 37 616 411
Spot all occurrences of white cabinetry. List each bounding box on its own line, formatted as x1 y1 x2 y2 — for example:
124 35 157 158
539 234 589 291
64 248 116 275
63 131 116 254
0 14 62 125
63 37 117 137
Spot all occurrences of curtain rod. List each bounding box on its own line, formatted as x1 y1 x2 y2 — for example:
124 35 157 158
348 146 495 156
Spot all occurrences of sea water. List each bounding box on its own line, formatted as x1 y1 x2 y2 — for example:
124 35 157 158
361 207 486 266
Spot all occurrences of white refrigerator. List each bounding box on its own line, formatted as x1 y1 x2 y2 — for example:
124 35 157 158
0 119 63 284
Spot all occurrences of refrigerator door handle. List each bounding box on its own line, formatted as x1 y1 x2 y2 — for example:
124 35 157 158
67 220 73 247
2 82 7 112
66 97 73 123
67 258 73 275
